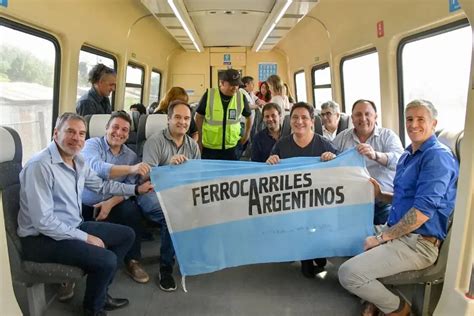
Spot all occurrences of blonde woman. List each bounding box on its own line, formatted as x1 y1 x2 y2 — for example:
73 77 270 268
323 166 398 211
267 75 290 112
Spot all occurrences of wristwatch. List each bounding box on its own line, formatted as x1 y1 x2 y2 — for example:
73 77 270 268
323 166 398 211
375 232 385 244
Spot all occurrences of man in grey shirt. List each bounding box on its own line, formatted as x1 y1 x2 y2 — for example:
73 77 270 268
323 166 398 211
139 100 200 292
333 99 403 224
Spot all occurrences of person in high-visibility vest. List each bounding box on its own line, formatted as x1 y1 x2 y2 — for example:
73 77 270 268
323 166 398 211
195 69 252 160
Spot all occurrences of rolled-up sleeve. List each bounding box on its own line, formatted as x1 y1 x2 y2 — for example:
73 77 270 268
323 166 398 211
24 162 88 241
382 130 404 170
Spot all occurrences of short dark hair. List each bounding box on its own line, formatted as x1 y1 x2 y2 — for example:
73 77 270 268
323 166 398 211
55 112 87 130
167 100 192 118
130 103 147 115
106 111 132 128
290 102 315 119
242 76 254 86
262 102 282 116
351 99 377 113
88 63 116 84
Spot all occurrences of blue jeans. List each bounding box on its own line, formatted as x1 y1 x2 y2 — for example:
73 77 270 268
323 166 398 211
20 222 134 312
374 201 391 225
137 192 175 267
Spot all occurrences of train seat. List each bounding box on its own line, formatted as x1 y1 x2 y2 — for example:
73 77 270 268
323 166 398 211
0 126 84 316
136 114 168 158
380 128 464 316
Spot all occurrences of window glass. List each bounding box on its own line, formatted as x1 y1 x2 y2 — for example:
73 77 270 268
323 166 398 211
77 48 115 102
342 51 381 123
0 21 59 163
149 70 161 104
294 71 307 102
125 63 144 108
400 24 471 142
312 64 332 110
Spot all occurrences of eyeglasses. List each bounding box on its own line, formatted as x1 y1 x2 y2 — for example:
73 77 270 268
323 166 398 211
320 112 334 118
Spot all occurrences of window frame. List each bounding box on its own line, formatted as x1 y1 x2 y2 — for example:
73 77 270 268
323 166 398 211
149 68 162 104
293 70 306 102
125 61 145 105
79 45 118 109
311 62 332 109
396 18 470 145
0 17 61 134
339 47 378 113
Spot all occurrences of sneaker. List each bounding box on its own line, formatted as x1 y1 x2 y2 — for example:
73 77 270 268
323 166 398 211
313 258 327 268
125 260 150 283
57 282 75 301
157 267 176 292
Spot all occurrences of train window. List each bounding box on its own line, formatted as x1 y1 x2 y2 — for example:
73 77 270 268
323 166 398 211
149 69 161 104
77 46 117 107
398 20 472 144
0 18 60 163
125 62 144 108
341 49 381 122
294 70 307 102
312 63 332 110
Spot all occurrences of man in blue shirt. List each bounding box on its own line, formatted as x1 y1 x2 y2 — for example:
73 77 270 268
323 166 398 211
338 100 459 316
82 111 151 284
251 102 282 162
18 113 153 316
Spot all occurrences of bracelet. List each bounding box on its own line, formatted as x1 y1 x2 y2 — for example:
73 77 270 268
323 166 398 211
134 184 140 196
375 232 385 244
374 151 379 161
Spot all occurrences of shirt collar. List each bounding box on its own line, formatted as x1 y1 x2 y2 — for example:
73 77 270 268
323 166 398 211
48 141 85 169
352 126 380 142
406 134 437 154
163 127 186 145
90 87 106 103
101 136 124 156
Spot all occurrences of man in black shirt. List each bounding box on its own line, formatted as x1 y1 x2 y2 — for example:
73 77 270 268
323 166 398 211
76 64 116 116
267 102 337 278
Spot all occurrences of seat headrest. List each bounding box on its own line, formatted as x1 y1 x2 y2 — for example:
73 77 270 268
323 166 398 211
0 126 22 164
85 114 111 139
144 114 168 139
436 129 463 161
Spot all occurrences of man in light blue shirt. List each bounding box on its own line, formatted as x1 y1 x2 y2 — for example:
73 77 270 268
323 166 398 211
82 111 151 284
18 113 153 316
332 99 404 224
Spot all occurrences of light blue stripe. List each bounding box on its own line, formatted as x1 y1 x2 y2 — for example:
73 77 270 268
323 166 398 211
171 203 373 276
152 148 364 191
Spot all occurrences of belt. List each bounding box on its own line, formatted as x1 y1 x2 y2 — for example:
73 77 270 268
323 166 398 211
420 235 441 247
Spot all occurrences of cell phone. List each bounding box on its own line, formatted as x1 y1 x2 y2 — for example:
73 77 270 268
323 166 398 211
93 207 100 219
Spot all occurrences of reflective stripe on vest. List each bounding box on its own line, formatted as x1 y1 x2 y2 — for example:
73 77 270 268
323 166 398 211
203 88 243 149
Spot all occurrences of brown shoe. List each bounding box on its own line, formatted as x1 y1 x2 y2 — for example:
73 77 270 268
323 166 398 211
386 299 411 316
361 301 381 316
125 260 149 283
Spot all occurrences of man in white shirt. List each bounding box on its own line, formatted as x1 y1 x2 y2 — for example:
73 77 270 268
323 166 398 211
320 101 341 141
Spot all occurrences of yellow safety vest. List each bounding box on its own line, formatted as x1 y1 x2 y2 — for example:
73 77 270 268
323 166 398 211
202 88 243 149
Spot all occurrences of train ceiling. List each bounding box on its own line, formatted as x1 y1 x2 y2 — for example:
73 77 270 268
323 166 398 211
140 0 319 52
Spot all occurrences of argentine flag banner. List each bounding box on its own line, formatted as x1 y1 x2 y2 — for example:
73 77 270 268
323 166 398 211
150 149 374 277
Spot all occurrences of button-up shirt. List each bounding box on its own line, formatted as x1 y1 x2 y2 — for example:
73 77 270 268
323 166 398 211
17 141 135 241
81 136 138 206
387 135 458 240
332 126 404 192
322 125 337 141
76 87 112 116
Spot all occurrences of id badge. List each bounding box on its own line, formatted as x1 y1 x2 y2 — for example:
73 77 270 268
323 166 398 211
228 109 237 120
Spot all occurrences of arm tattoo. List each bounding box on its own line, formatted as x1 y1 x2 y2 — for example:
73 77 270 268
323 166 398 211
384 207 421 240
